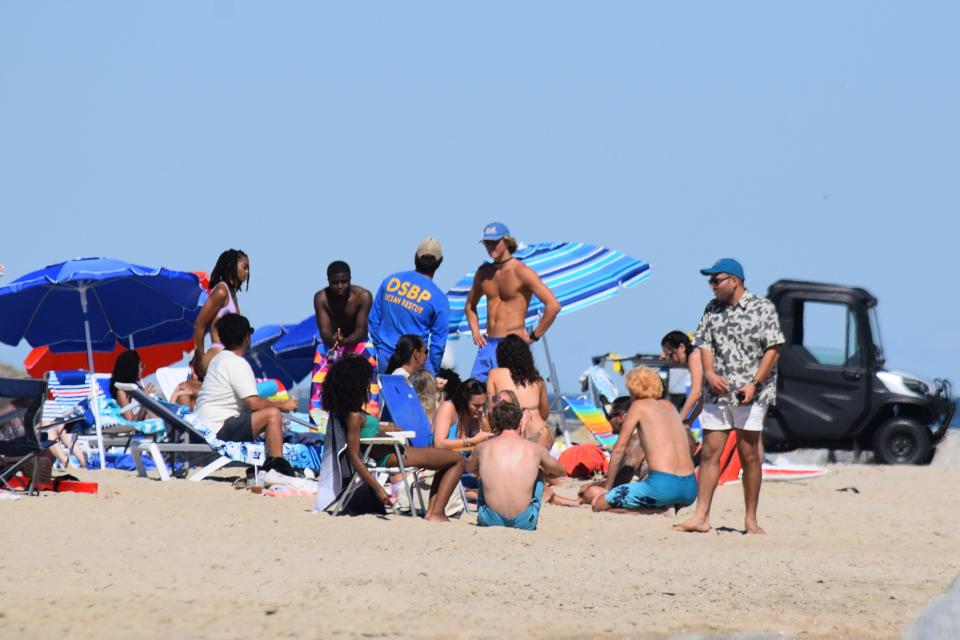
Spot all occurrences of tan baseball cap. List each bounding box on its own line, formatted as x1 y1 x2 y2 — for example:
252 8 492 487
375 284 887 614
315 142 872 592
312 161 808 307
416 237 443 260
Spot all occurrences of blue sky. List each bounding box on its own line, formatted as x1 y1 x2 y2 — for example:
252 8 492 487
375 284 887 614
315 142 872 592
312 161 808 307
1 2 957 393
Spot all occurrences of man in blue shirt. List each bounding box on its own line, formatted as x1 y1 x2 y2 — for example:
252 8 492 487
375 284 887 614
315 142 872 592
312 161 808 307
369 238 450 374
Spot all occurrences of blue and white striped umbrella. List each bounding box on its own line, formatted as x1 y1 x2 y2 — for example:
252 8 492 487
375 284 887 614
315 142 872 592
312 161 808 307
446 241 651 337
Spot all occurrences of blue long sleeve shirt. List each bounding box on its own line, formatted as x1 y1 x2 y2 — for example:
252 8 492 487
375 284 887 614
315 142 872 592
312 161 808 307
368 270 449 374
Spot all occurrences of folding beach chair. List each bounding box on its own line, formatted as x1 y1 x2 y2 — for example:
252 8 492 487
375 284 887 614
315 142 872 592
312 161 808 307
0 377 57 495
562 394 619 450
116 383 322 481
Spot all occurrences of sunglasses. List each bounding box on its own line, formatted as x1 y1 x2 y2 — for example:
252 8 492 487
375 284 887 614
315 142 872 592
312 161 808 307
708 275 735 287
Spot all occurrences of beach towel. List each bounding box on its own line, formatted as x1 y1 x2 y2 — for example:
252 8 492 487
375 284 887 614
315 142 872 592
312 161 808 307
179 410 322 469
314 414 353 511
308 341 380 427
80 396 167 436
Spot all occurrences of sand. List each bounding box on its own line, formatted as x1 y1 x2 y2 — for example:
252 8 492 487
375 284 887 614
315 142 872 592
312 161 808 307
1 464 958 639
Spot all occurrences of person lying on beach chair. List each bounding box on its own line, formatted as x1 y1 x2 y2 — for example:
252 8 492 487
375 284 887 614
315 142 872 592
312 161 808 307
591 367 696 515
549 395 649 507
465 402 565 531
195 313 298 477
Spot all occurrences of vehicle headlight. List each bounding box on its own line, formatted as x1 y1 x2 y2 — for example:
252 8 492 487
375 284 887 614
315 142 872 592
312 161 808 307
903 378 929 396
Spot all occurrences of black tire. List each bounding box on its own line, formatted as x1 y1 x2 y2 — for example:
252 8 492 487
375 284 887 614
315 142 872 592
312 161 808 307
872 418 932 465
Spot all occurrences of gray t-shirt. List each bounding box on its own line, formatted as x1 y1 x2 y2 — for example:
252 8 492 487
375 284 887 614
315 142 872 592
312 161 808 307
694 290 785 406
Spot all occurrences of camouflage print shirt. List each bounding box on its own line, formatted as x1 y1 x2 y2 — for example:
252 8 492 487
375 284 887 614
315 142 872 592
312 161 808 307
693 290 785 406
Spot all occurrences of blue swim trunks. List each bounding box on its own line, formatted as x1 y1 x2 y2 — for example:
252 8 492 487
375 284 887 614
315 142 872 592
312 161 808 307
470 336 502 383
605 471 697 510
477 478 544 531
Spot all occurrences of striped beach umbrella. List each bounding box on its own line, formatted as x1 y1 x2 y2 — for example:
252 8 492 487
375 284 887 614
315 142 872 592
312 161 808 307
446 241 651 336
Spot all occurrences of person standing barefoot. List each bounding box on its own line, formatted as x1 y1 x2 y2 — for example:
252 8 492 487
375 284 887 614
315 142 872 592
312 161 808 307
464 222 560 383
673 259 783 535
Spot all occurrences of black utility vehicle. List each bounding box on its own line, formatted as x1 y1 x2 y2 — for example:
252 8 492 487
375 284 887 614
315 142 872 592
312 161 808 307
587 279 954 465
763 280 953 464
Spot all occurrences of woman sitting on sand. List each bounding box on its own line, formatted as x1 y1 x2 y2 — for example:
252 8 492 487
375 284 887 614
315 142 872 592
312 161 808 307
321 355 464 521
409 369 439 423
191 249 249 379
486 335 553 450
385 334 428 380
432 378 493 450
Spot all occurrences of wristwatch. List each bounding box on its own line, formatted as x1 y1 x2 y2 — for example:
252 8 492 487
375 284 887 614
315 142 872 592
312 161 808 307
528 328 540 342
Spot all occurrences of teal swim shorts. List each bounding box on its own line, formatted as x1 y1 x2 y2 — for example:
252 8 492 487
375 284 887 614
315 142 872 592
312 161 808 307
605 470 696 510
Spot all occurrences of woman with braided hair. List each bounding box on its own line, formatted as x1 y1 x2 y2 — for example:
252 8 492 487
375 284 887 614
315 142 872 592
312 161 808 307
191 249 249 378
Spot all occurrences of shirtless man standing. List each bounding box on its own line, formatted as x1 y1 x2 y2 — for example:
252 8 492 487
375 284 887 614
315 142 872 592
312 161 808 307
313 261 372 352
308 261 377 425
591 367 696 514
465 222 561 383
465 401 566 531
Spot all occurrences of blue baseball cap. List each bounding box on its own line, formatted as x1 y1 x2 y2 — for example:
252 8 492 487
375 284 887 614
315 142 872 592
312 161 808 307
700 258 745 281
480 222 510 242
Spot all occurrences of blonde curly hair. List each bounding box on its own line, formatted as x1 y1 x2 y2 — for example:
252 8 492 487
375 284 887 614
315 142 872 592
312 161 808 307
625 366 664 400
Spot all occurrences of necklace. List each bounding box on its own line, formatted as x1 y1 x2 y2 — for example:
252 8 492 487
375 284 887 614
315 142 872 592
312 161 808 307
492 257 514 265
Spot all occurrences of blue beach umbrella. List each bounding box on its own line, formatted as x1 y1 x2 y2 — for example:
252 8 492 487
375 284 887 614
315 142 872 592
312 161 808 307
0 257 203 468
246 323 314 389
446 241 651 336
271 315 320 358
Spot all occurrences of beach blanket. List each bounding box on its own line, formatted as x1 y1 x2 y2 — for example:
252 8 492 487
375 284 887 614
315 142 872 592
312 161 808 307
563 394 619 449
309 341 380 428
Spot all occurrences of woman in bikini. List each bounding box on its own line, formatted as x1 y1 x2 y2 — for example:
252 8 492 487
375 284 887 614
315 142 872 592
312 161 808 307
660 330 704 457
485 334 553 449
431 378 493 450
191 249 249 379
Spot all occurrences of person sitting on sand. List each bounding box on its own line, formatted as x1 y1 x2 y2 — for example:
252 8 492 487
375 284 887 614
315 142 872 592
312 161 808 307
432 378 494 450
549 395 648 507
486 334 553 449
465 401 565 530
591 367 696 514
321 355 465 521
195 313 299 476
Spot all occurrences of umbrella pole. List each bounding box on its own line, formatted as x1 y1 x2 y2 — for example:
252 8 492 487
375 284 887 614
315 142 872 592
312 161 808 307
80 287 106 470
539 334 571 447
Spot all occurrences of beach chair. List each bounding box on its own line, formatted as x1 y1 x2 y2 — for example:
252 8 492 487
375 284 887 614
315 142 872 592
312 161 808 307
0 377 57 495
326 431 427 517
562 394 619 450
115 383 322 481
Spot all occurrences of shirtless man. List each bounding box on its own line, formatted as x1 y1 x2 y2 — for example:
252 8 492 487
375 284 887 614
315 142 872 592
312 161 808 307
313 261 372 351
465 222 561 383
309 261 377 425
465 401 566 530
551 396 649 507
591 367 696 514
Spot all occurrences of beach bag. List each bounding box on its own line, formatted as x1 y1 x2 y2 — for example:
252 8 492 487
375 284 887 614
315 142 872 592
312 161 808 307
558 444 609 478
392 470 465 517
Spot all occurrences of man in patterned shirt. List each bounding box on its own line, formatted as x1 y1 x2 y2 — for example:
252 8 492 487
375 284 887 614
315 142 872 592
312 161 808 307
674 258 784 535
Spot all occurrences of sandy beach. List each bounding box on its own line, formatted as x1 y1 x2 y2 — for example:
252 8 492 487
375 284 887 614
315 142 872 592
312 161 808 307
2 463 957 639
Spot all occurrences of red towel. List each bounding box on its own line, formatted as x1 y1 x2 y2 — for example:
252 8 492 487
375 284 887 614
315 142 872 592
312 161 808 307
558 444 608 478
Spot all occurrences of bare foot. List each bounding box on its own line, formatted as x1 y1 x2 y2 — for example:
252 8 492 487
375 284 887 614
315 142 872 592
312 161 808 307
424 513 450 523
672 517 710 533
744 520 766 535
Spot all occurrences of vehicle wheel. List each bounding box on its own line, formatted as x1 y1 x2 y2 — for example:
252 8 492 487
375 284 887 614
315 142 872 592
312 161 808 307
872 418 932 465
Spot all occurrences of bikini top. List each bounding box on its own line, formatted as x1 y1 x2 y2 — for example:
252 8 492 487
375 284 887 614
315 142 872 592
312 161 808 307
213 282 239 320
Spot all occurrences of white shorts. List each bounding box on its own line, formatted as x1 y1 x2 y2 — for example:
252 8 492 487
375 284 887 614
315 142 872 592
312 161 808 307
700 403 768 432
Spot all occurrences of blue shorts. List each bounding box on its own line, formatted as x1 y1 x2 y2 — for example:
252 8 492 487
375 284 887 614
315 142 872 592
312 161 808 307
470 337 502 383
477 478 544 531
605 471 697 510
